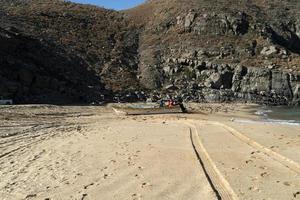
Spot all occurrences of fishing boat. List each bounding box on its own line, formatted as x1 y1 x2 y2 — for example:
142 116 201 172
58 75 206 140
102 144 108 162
112 102 186 115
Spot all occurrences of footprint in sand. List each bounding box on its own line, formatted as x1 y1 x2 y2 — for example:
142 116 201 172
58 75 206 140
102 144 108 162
141 182 151 188
245 159 253 164
260 172 269 177
293 191 300 198
128 156 133 160
250 150 260 155
84 183 94 189
251 176 259 181
283 181 292 186
259 166 268 170
270 145 279 149
131 193 142 200
248 186 260 192
110 159 117 164
25 194 37 199
81 193 88 200
100 166 108 172
103 174 109 179
128 161 136 166
134 174 144 179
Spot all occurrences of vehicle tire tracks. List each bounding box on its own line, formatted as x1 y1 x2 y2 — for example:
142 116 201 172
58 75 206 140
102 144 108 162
157 116 300 199
187 122 239 200
206 121 300 174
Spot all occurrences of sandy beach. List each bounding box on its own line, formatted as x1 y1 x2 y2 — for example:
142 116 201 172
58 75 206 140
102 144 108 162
0 104 299 200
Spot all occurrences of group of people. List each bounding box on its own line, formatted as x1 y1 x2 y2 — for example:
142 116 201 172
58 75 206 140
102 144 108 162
159 98 175 108
158 96 187 113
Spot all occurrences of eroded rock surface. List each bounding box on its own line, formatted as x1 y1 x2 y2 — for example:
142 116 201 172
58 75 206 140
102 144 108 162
0 0 299 105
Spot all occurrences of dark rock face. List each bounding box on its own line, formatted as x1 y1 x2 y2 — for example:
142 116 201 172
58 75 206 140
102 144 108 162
0 0 299 105
0 27 108 104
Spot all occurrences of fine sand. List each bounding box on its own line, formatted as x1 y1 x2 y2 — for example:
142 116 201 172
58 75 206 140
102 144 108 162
0 104 299 200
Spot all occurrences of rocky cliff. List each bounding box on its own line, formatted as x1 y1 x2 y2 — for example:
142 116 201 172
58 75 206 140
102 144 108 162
0 0 299 105
0 26 109 103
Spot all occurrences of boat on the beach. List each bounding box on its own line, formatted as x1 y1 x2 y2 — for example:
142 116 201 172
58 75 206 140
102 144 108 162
112 103 186 115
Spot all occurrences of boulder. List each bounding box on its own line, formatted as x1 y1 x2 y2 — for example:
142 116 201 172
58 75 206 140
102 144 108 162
165 84 178 90
184 11 196 29
260 46 278 56
206 73 222 89
163 66 171 74
228 12 249 35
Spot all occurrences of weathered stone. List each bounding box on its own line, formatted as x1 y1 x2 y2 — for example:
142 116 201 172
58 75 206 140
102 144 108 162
178 58 187 64
184 11 196 28
271 71 292 98
260 46 278 56
165 84 178 90
221 71 234 89
292 83 300 105
240 68 271 94
206 73 222 89
176 16 183 25
163 66 171 74
140 66 162 90
228 12 249 35
235 65 248 77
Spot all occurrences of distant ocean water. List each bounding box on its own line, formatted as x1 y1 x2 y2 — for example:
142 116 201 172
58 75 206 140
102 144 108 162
254 106 300 126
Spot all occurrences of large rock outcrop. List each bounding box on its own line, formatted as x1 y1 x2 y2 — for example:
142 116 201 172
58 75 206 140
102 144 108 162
0 27 108 104
0 0 299 105
159 56 299 105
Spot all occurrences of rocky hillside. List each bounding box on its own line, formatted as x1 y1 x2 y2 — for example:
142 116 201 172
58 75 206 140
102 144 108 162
0 26 109 104
0 0 299 105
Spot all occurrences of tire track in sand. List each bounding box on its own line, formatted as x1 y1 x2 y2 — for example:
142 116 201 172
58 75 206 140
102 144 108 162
184 119 300 200
166 117 300 199
149 116 238 200
206 121 300 174
187 122 239 200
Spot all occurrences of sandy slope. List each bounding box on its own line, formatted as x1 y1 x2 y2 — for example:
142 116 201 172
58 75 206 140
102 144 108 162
0 105 299 200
